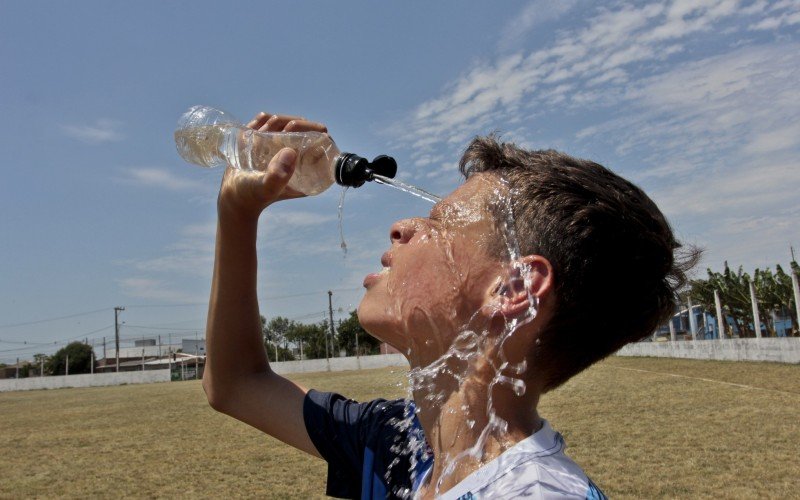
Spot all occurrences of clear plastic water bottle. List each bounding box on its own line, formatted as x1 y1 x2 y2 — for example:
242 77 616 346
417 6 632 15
174 105 396 195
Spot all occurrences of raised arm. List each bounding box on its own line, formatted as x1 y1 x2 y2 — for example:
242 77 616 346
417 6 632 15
202 112 328 458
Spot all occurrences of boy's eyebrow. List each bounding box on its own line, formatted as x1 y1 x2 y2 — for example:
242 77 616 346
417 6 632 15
429 202 446 219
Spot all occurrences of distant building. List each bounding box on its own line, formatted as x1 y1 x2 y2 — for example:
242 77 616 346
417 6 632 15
182 338 206 355
0 360 40 379
655 305 795 340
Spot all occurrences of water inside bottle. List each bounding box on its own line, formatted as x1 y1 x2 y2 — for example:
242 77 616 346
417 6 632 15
175 118 339 195
174 124 230 168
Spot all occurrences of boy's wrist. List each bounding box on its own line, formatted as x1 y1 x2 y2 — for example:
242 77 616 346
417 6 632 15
217 201 264 230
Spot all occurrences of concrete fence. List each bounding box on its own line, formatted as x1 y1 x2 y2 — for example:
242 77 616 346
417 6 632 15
0 369 171 392
0 355 409 392
270 353 408 375
616 338 800 364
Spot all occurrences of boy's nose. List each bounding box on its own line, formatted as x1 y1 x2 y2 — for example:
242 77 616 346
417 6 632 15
389 219 416 244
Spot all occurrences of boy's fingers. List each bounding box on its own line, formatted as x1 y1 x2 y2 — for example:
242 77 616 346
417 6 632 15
262 115 305 132
247 112 272 130
284 119 328 133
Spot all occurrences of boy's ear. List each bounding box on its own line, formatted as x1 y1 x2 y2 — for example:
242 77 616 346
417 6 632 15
496 255 553 318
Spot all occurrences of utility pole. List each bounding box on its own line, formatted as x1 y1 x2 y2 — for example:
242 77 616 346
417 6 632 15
749 282 762 339
15 357 19 379
687 297 698 340
66 354 69 376
114 307 125 372
91 352 94 374
327 291 336 359
103 336 106 361
355 319 360 358
714 290 725 340
791 269 800 335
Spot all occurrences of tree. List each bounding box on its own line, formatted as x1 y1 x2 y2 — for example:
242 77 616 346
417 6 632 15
285 321 329 359
47 342 94 375
262 316 296 362
754 264 799 336
337 310 381 356
689 260 800 338
690 263 752 337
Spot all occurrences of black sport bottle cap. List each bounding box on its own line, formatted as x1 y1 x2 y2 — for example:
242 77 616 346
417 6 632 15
335 153 397 188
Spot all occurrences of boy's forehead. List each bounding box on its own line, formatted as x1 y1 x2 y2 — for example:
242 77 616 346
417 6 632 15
431 174 502 228
436 174 499 212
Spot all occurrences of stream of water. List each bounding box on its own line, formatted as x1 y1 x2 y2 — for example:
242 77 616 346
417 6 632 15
371 174 442 204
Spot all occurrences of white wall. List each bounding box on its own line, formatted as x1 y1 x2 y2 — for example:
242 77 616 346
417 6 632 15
0 355 408 392
0 369 171 392
270 353 408 375
616 338 800 363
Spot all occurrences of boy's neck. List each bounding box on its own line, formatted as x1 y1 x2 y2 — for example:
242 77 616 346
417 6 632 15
409 355 542 498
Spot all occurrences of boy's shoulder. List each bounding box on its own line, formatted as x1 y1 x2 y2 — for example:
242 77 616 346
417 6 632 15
303 390 432 499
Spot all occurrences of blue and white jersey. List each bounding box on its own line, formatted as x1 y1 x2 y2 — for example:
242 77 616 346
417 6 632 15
424 421 607 499
303 390 606 499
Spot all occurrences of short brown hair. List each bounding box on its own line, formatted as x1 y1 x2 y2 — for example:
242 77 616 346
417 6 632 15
460 135 698 392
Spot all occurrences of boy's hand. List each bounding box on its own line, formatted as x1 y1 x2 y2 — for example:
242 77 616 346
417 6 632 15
217 112 329 220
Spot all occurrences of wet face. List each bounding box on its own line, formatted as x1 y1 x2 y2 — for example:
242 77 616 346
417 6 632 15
358 174 509 360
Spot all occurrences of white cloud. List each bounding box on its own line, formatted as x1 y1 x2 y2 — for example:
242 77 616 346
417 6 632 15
119 206 343 302
395 0 793 171
61 119 123 143
497 0 582 52
744 122 800 154
124 223 216 278
391 1 799 270
749 0 800 29
578 43 800 166
118 277 203 302
263 210 337 227
117 167 206 191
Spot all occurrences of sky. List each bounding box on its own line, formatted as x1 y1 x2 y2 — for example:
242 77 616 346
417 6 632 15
1 0 798 363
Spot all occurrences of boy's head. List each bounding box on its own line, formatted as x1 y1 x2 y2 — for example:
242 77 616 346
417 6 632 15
359 135 695 389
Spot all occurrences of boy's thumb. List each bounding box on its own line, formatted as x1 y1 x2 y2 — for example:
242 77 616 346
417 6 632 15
266 148 298 185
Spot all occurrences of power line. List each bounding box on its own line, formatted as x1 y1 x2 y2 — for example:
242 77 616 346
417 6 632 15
0 307 109 329
123 324 204 331
0 287 362 331
0 324 115 354
0 339 53 345
123 287 364 309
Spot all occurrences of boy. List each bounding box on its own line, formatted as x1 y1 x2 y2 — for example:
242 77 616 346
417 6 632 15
202 112 692 498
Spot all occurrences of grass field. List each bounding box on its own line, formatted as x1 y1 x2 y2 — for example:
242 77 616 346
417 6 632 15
1 357 798 499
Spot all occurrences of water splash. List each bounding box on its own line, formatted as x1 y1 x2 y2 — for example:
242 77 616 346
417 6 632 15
379 178 540 497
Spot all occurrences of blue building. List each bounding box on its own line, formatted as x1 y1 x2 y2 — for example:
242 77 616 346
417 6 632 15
656 305 794 339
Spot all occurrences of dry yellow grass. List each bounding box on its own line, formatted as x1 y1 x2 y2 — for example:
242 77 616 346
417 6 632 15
0 357 798 498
